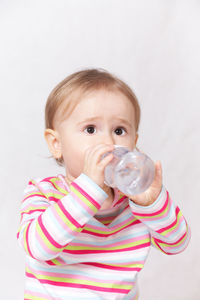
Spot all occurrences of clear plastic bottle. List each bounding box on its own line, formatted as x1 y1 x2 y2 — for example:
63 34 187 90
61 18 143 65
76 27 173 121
103 145 155 195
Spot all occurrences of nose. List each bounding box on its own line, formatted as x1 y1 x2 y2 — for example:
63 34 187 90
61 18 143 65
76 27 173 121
100 131 115 146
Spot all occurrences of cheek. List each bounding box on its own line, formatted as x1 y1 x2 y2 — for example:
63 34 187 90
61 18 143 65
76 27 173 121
120 139 136 152
62 145 86 174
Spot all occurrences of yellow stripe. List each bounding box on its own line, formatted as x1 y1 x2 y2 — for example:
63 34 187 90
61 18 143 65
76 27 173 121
23 225 29 255
136 198 170 219
46 192 62 200
155 231 188 248
26 268 132 289
21 206 47 214
24 294 48 300
159 210 183 236
110 263 143 269
151 227 188 250
84 218 135 234
101 220 112 225
67 238 149 251
70 185 97 213
23 191 44 201
50 258 63 265
36 222 59 253
29 178 66 200
151 238 161 251
54 202 80 232
36 214 81 252
51 177 69 195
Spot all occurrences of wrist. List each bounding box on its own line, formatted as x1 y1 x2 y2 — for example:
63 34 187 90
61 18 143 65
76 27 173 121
129 185 165 209
129 185 163 207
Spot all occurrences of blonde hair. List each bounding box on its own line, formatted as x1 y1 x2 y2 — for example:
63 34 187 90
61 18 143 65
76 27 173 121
45 68 141 167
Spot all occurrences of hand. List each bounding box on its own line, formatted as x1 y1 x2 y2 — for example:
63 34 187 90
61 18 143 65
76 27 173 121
127 160 163 206
82 144 115 189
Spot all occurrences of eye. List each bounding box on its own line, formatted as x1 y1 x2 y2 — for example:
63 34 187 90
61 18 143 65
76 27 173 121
115 127 126 135
84 125 96 134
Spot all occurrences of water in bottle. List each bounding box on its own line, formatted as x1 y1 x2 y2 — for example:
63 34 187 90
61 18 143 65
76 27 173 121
103 145 155 195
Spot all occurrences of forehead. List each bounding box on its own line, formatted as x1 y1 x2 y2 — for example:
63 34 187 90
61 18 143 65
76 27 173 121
54 88 136 131
70 89 135 120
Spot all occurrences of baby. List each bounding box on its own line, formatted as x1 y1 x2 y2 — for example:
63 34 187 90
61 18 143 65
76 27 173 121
17 68 191 300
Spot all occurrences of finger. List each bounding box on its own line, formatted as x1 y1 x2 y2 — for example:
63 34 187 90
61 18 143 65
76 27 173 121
93 144 114 163
84 144 105 163
99 153 114 168
85 143 114 159
157 160 162 173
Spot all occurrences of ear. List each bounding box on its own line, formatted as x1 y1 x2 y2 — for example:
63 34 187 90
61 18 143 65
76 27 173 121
44 129 62 159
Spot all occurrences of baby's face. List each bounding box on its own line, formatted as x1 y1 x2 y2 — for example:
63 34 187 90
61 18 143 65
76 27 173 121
53 89 138 181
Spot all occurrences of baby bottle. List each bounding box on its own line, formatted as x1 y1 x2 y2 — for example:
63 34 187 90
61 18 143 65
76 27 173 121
103 145 155 196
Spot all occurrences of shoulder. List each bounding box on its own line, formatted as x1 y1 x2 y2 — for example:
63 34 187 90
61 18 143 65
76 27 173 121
24 174 64 196
21 174 69 205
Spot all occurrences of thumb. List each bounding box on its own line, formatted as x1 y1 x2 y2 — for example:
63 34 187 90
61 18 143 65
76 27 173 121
155 160 162 181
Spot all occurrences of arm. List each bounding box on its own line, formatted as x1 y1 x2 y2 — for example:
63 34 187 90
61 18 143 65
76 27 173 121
17 173 108 261
128 161 190 254
129 185 191 255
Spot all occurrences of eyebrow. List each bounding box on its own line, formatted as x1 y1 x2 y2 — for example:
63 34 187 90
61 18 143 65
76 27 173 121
77 117 132 127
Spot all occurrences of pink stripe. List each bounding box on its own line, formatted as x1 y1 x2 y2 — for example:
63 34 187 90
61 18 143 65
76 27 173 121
114 195 127 206
28 181 34 185
38 215 64 249
153 239 173 255
26 222 35 259
82 219 141 237
22 193 46 203
164 215 185 238
26 272 130 293
42 177 60 189
25 290 60 300
133 191 169 217
27 264 133 285
58 200 81 228
70 190 95 215
157 207 180 234
22 202 48 210
109 215 139 230
112 260 144 266
51 204 78 237
21 208 45 217
29 187 64 198
46 256 66 266
47 194 64 202
23 187 64 202
64 242 151 254
46 260 56 266
48 196 61 202
85 216 137 231
45 177 70 196
71 181 101 209
69 234 149 249
154 231 187 246
140 202 172 222
82 262 142 271
153 234 189 255
35 223 59 256
41 176 56 181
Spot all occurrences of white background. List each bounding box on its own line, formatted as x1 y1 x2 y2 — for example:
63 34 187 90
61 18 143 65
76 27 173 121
0 0 199 299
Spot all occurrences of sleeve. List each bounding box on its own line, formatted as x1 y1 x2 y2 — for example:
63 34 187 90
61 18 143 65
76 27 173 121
128 185 191 255
17 173 108 261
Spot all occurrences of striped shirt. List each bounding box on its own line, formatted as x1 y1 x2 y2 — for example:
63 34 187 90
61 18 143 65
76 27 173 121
17 173 191 299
